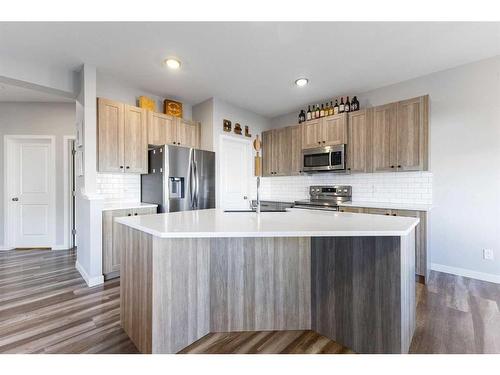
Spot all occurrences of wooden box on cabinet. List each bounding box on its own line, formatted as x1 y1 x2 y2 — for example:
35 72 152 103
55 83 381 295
98 98 148 174
102 206 157 280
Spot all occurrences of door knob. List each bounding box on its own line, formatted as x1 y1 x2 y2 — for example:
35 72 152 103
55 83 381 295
12 197 19 201
243 196 248 200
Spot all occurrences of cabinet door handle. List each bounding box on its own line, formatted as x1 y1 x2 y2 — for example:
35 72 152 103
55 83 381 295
127 213 131 216
120 166 124 169
322 141 326 143
318 141 321 144
391 165 395 168
126 166 130 169
398 165 402 168
385 213 390 215
392 213 397 216
134 213 138 216
347 168 351 171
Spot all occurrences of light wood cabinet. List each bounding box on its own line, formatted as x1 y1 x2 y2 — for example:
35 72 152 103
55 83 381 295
178 118 200 148
372 103 398 172
262 128 292 176
289 125 303 175
347 109 371 173
148 112 200 149
371 95 428 172
123 105 148 173
302 119 321 149
98 98 124 173
148 111 172 146
302 114 347 149
102 206 157 279
262 130 273 177
98 98 148 174
322 114 347 146
397 96 428 171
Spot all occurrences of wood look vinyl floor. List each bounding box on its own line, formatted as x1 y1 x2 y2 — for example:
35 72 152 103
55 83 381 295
1 249 499 354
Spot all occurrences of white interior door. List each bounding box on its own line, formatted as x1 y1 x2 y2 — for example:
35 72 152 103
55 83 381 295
7 138 55 248
219 136 251 209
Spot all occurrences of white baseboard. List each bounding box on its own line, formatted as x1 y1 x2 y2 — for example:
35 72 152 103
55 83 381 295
52 244 70 250
0 245 14 251
75 260 104 287
431 263 500 284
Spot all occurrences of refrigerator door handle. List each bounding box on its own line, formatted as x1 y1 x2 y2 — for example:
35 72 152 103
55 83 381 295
194 160 199 209
188 152 195 209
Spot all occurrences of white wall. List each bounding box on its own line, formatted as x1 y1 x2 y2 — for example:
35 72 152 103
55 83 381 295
359 56 500 280
97 71 193 120
0 102 76 248
192 98 214 151
270 56 500 281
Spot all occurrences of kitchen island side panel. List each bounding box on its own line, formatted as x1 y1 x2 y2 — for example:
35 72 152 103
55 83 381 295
118 224 154 354
311 233 416 353
209 237 311 332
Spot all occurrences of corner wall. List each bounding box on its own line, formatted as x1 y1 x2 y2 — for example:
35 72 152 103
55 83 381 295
0 102 76 249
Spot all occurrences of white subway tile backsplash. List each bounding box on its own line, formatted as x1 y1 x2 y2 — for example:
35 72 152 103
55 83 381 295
258 171 432 204
97 173 141 202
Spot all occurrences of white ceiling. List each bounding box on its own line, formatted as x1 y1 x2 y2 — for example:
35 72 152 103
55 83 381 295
0 22 499 116
0 82 74 102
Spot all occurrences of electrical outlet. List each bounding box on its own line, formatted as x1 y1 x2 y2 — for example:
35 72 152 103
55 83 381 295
483 249 494 261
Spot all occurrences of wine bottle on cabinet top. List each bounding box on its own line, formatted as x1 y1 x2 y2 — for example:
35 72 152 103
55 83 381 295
345 96 350 113
315 105 320 119
320 104 325 118
339 97 345 113
352 96 359 111
333 100 339 115
329 101 334 116
307 105 312 120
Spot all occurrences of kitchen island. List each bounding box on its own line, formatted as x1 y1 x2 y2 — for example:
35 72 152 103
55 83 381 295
115 208 419 354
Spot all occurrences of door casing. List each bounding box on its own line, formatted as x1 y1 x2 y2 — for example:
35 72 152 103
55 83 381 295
3 135 56 249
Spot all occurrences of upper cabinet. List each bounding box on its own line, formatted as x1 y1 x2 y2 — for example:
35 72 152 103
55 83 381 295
347 109 371 173
123 105 148 173
98 98 148 174
149 112 200 149
178 119 200 149
288 125 303 175
371 95 429 172
262 127 292 176
397 96 428 171
98 97 201 174
148 111 170 146
302 113 347 149
98 98 124 173
372 103 398 172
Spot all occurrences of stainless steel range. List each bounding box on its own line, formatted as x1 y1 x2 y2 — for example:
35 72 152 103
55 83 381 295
293 185 352 211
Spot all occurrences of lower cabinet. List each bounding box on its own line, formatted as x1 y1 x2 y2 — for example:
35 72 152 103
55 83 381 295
339 206 429 281
102 206 157 280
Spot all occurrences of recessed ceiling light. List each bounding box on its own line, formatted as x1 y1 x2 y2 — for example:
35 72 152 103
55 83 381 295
165 58 181 70
295 78 309 87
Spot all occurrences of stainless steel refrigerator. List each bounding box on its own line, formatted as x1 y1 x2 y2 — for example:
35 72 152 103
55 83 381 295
141 145 216 213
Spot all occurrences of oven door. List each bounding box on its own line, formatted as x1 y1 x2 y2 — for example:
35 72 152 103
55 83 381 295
302 147 331 172
329 144 346 171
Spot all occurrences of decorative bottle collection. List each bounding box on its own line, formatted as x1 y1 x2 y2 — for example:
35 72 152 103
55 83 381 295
299 96 360 123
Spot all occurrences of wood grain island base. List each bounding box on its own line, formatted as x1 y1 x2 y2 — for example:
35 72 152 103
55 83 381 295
116 209 416 354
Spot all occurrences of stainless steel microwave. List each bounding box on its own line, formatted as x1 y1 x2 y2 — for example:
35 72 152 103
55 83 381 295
302 144 346 172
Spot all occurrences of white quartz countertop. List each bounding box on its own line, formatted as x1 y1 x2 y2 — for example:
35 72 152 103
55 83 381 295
102 201 158 211
338 201 433 212
115 208 419 238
